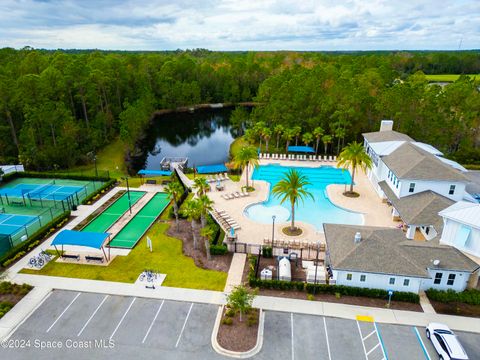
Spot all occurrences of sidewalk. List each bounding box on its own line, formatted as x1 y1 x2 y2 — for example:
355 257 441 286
8 273 480 334
224 253 246 292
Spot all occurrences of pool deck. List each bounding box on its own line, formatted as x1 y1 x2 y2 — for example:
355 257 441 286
209 158 399 246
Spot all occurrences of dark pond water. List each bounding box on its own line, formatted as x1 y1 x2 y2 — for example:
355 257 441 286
131 108 239 171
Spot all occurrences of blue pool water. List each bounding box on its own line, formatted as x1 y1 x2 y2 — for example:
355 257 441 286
245 164 363 231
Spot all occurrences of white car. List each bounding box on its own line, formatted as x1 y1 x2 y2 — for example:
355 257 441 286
426 323 469 360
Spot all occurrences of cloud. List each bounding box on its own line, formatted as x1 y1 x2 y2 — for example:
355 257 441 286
0 0 478 50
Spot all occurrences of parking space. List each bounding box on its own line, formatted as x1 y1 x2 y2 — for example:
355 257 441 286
1 290 223 360
1 290 480 360
255 311 480 360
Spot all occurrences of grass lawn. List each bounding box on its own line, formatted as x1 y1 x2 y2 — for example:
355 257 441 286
21 222 227 291
425 74 479 82
51 138 127 180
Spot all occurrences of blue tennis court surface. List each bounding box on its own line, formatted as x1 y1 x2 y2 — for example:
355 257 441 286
0 213 38 236
0 183 84 201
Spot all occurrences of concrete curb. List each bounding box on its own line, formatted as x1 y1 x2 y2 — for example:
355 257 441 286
0 286 52 341
211 305 264 359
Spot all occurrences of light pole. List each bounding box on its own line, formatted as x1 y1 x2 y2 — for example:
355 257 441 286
313 240 320 295
93 154 98 179
123 177 132 214
271 215 276 245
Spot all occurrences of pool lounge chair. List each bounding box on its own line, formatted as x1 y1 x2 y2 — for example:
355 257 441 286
241 190 250 196
223 172 229 180
233 192 241 198
221 194 230 200
333 155 337 161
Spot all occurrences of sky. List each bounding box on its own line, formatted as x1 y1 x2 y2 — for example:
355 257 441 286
0 0 479 51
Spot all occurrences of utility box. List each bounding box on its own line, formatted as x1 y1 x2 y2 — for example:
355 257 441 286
260 268 272 280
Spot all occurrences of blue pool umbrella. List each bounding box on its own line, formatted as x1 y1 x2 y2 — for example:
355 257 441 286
217 180 221 187
230 227 235 237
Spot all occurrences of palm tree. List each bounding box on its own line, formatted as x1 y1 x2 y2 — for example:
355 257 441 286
193 177 209 196
272 169 314 231
322 134 332 155
337 141 373 194
198 194 214 228
181 199 202 250
274 124 284 150
200 225 214 261
262 127 272 153
233 145 259 189
313 126 324 154
282 128 294 153
254 121 266 149
302 132 313 147
292 126 302 146
165 181 184 230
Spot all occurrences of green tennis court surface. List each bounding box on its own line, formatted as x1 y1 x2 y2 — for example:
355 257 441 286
82 191 146 233
108 193 169 249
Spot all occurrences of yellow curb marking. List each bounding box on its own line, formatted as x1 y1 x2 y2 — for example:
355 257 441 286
356 315 374 322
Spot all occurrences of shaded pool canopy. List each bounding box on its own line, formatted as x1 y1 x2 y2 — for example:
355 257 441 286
287 146 315 153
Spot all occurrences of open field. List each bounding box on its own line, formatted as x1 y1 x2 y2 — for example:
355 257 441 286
425 74 479 82
21 222 227 291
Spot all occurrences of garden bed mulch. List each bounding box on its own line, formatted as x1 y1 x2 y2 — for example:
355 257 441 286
217 308 259 352
429 300 480 318
256 289 423 312
0 282 33 318
166 219 232 272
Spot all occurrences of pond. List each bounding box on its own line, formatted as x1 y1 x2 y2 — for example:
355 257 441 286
130 108 241 172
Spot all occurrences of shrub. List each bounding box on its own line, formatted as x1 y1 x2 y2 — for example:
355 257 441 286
307 294 314 301
81 179 116 205
262 246 273 258
210 244 228 255
222 317 233 325
225 308 235 317
247 317 258 327
426 288 480 306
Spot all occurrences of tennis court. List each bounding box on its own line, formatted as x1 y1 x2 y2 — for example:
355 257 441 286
81 191 146 233
108 193 169 249
0 177 105 211
0 213 41 256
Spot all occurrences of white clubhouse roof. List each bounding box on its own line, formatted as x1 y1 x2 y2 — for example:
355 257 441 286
370 140 444 157
439 201 480 230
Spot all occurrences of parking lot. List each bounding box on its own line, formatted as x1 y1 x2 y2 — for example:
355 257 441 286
1 290 479 360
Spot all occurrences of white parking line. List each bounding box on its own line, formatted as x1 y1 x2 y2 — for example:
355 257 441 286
46 292 81 333
323 317 332 360
77 295 109 337
291 313 294 360
356 321 369 360
142 300 165 344
367 343 381 356
110 297 137 340
175 303 193 348
363 330 376 341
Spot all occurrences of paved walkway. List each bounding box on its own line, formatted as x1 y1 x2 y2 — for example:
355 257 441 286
419 290 437 314
223 253 246 292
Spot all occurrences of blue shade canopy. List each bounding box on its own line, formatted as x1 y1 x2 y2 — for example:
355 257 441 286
196 163 228 174
51 230 109 249
138 169 172 176
287 146 315 153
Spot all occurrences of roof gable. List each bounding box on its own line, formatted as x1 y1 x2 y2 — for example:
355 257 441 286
382 142 467 182
439 201 480 230
362 130 413 143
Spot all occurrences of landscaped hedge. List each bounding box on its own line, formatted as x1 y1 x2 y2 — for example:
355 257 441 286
210 244 229 255
426 288 480 306
0 211 71 267
247 256 419 303
81 178 117 205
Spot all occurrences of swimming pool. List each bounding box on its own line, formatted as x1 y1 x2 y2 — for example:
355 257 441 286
244 164 363 231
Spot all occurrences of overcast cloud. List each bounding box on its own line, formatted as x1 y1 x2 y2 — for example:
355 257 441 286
0 0 478 50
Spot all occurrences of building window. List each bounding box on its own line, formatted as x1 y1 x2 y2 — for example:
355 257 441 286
346 273 352 281
447 274 456 286
389 277 395 285
396 180 399 189
449 185 456 195
425 227 430 235
409 183 415 193
360 274 366 282
403 279 410 286
434 272 443 284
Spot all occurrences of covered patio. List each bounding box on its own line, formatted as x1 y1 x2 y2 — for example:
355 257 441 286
51 229 112 265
